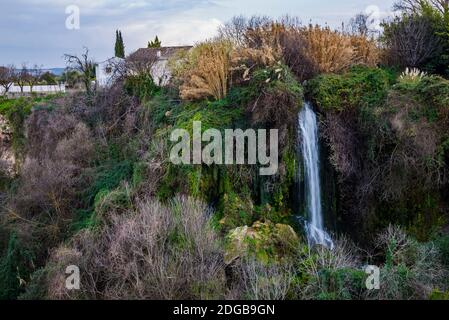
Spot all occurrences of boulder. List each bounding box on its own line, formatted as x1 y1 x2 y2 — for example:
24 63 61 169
224 220 299 264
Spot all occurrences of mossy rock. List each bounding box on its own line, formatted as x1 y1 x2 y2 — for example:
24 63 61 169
224 221 299 264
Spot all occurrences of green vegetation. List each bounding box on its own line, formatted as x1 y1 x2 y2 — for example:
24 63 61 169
114 30 125 58
1 3 449 300
307 66 396 112
148 36 162 48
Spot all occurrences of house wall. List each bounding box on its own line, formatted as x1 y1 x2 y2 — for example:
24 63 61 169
151 59 172 86
96 61 113 88
95 55 175 88
96 57 124 88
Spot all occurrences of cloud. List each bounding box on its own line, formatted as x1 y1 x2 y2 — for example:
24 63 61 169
0 0 396 67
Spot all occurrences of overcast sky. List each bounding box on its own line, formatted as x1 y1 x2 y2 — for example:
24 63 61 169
0 0 396 68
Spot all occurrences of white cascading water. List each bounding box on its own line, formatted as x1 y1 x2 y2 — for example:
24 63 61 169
299 102 334 249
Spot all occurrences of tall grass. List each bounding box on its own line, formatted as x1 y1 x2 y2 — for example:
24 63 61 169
178 40 233 101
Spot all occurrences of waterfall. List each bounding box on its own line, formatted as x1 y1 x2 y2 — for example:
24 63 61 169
299 102 334 249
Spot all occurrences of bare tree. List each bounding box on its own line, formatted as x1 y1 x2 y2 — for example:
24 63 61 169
382 14 442 67
0 65 16 96
394 0 449 15
349 13 370 36
64 47 96 95
16 63 31 93
218 15 248 46
218 15 274 47
125 48 159 76
27 64 43 93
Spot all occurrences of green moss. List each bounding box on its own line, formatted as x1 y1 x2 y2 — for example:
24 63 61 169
224 221 300 264
0 98 33 159
365 192 445 242
84 153 134 205
0 233 34 300
219 192 255 230
307 66 395 112
132 161 148 188
430 289 449 300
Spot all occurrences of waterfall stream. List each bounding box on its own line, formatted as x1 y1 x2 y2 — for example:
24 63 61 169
299 102 334 249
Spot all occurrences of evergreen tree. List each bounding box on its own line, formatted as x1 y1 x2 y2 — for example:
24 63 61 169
115 30 125 58
148 36 162 48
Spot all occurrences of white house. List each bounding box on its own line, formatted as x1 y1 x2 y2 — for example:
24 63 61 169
96 47 192 89
95 57 125 88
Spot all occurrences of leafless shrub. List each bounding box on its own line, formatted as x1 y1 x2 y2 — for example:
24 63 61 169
25 110 80 159
306 238 359 272
370 225 447 300
377 90 445 200
375 225 414 264
45 247 85 300
118 48 159 77
218 15 249 47
382 14 442 68
321 112 362 180
64 48 96 95
42 195 226 300
298 237 360 299
0 65 16 96
6 110 94 247
394 0 449 15
229 17 378 81
278 28 317 81
231 258 294 300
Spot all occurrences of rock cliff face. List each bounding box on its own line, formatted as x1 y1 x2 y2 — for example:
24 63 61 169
0 114 15 178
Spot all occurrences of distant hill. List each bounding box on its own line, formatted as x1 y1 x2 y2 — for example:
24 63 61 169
44 68 65 76
14 68 65 76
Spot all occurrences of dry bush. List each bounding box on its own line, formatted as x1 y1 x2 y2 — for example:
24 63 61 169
303 238 359 273
244 22 285 52
297 237 360 299
25 110 80 160
381 14 442 68
236 19 379 80
230 258 294 300
124 49 159 76
321 112 362 180
90 84 139 138
394 0 448 15
300 25 355 74
371 225 447 300
41 195 226 300
177 40 233 101
351 35 380 67
231 45 279 76
378 90 445 200
278 27 318 81
5 110 94 249
221 16 379 82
